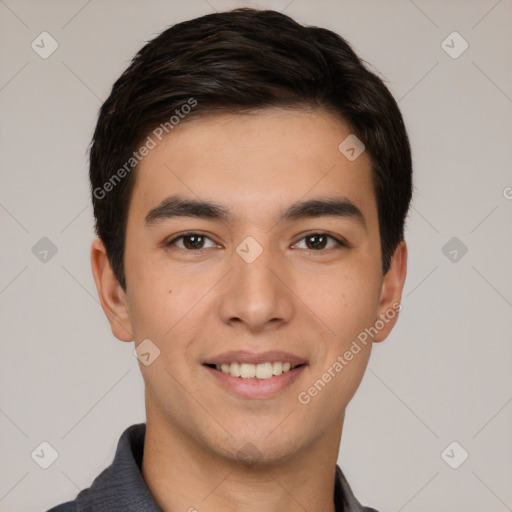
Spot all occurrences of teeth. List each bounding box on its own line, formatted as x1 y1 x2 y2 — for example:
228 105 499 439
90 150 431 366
256 362 273 379
272 361 282 375
215 361 299 379
240 363 256 378
229 362 241 377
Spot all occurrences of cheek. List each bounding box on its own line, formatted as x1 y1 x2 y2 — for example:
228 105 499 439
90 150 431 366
301 266 381 343
311 269 379 403
125 259 175 340
126 258 213 345
307 346 372 416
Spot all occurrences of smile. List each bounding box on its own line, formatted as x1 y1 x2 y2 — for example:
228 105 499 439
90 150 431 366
203 350 308 398
211 361 303 379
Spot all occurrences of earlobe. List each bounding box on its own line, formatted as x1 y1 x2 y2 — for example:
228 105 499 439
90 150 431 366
90 237 134 342
373 241 408 343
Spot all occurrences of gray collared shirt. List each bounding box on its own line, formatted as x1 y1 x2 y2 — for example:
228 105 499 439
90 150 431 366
46 423 379 512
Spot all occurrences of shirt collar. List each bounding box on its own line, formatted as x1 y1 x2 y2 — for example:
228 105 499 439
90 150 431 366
72 423 373 512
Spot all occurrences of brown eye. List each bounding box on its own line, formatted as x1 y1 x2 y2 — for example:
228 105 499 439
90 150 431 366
166 233 217 250
294 233 346 251
182 234 205 249
305 234 328 249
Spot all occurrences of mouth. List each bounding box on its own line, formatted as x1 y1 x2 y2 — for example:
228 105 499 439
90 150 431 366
204 361 306 380
202 351 308 399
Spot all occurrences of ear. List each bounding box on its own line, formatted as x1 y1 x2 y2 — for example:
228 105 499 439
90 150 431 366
373 240 408 343
90 237 134 342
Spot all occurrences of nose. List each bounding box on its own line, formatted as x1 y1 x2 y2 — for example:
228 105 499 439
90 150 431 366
217 241 295 332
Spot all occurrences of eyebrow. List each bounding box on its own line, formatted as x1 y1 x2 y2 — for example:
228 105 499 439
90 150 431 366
144 194 366 229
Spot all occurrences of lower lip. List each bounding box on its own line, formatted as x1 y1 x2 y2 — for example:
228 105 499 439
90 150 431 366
203 365 307 399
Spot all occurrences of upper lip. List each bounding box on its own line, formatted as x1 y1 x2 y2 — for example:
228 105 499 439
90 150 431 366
203 350 307 366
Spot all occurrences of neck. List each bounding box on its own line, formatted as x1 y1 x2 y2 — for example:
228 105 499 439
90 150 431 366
141 412 343 512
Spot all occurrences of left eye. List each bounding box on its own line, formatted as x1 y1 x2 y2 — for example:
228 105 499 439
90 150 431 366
293 233 345 250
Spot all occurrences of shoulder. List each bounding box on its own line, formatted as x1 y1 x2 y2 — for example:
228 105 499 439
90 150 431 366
43 423 149 512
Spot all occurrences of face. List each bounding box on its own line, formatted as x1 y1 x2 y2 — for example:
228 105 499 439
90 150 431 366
92 108 407 465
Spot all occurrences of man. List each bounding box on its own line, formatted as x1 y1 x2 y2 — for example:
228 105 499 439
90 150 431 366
48 7 411 512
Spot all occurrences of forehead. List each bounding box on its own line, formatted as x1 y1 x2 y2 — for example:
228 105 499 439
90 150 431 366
129 108 377 226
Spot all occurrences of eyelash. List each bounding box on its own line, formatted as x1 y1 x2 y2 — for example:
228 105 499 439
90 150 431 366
164 231 349 252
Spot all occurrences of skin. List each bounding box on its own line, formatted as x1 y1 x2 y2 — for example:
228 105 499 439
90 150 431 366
91 108 407 512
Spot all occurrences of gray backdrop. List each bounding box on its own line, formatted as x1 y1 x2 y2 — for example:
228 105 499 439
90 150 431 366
1 1 511 511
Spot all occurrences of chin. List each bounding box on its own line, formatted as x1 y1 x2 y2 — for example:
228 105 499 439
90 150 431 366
216 433 305 469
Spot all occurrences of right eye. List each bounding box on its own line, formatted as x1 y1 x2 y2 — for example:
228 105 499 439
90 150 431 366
165 232 218 251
